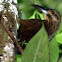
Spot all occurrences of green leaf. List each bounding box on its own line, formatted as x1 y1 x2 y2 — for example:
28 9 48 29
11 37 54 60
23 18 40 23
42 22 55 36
21 24 49 62
55 33 62 44
37 11 44 20
16 55 22 62
50 37 59 62
28 11 36 19
29 10 44 20
58 58 62 62
55 19 62 44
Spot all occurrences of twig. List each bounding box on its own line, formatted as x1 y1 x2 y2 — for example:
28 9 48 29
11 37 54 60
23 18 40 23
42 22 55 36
1 16 23 54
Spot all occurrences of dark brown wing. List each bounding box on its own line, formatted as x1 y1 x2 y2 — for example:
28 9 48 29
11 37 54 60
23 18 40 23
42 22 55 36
17 19 44 49
18 19 42 42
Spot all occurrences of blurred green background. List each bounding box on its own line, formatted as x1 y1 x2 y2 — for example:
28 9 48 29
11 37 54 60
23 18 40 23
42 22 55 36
17 0 62 19
17 0 62 62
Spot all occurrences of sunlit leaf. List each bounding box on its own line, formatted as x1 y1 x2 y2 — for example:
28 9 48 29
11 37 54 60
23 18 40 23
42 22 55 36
37 11 44 20
29 11 36 19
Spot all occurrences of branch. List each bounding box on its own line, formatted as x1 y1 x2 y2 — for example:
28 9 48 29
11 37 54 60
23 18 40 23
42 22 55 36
1 16 23 54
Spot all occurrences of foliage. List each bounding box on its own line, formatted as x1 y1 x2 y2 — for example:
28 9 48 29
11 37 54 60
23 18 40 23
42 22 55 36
21 24 49 62
16 55 22 62
17 0 62 62
50 37 59 62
